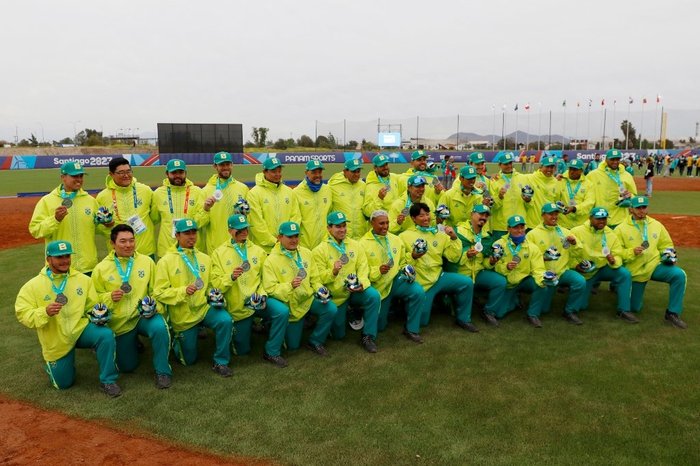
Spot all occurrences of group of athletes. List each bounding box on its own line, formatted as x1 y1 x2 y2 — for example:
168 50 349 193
15 148 687 397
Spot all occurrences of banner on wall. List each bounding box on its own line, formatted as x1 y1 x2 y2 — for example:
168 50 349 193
0 153 159 170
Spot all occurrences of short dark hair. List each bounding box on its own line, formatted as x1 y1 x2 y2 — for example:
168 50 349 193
110 224 135 242
109 157 130 173
409 202 430 218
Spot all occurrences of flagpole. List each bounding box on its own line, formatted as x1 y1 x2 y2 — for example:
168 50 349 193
514 106 519 150
653 96 659 150
501 105 506 150
639 100 645 150
491 105 496 149
625 99 631 150
526 105 530 151
562 101 567 150
537 103 542 151
586 99 592 149
601 108 607 150
574 104 579 148
456 114 460 149
612 101 617 149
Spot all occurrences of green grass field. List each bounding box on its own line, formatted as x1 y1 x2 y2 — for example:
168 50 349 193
2 243 699 465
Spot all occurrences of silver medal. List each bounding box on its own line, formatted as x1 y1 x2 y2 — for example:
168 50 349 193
55 293 68 305
474 242 484 252
504 183 511 190
561 239 571 249
570 200 577 207
619 186 626 194
641 240 649 249
61 198 73 208
602 246 610 256
512 255 521 264
401 208 409 216
241 260 250 272
213 189 223 201
387 258 394 267
194 278 204 290
340 254 349 265
297 268 307 279
120 282 132 293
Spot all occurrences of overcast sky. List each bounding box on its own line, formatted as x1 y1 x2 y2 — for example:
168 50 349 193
2 0 698 144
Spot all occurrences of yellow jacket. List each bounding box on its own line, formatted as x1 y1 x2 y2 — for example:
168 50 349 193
526 224 583 276
363 170 401 218
557 173 595 229
451 222 492 280
437 186 485 227
489 236 546 288
586 162 637 226
311 236 369 306
262 243 315 322
91 252 158 336
29 185 101 273
200 174 250 254
153 245 211 333
247 173 301 252
210 240 267 321
399 227 462 291
389 194 436 234
398 168 442 204
488 170 520 231
570 221 625 280
15 267 97 361
293 180 333 250
328 172 368 240
96 176 156 256
524 171 566 228
359 230 406 300
151 178 208 258
614 215 674 281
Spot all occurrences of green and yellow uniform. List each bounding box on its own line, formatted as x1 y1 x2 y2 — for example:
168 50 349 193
247 173 301 252
328 172 368 239
151 179 208 258
201 174 249 254
294 180 333 250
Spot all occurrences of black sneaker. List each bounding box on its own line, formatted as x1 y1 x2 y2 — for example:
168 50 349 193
617 311 640 323
402 328 424 344
563 312 583 325
263 353 289 368
306 342 328 357
100 382 122 398
155 374 172 389
456 321 479 333
361 335 378 353
481 310 500 327
527 315 543 328
665 311 688 329
212 363 233 378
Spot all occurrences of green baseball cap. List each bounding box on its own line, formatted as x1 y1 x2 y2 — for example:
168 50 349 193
630 196 649 208
166 159 186 172
262 157 282 170
469 152 486 164
472 204 491 214
60 162 85 176
499 152 514 164
372 154 390 167
411 150 427 161
568 159 585 170
278 221 300 236
541 202 560 214
541 156 557 167
590 207 609 219
227 214 249 230
507 215 526 228
407 175 428 187
606 149 622 159
327 211 349 225
214 151 232 164
175 218 197 233
460 166 477 179
305 159 324 171
344 158 362 171
46 240 74 257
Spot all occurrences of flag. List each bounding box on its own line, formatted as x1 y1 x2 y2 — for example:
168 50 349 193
562 100 567 107
514 104 519 111
524 103 530 110
656 95 661 103
643 97 648 104
601 99 605 106
628 97 633 104
588 98 592 107
614 99 617 105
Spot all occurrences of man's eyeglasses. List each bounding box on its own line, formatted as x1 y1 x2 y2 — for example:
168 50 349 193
114 170 132 176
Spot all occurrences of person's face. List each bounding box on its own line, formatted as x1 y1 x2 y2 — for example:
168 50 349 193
568 168 582 180
472 212 489 228
371 215 389 236
167 170 187 186
327 222 347 242
306 168 324 184
112 231 135 257
61 174 84 192
607 159 620 170
344 169 361 184
229 227 249 243
590 217 608 230
508 224 526 237
412 209 431 227
47 254 71 274
264 167 283 184
374 164 390 177
412 157 427 171
543 211 559 227
631 206 648 220
278 234 299 250
474 162 486 175
109 164 133 187
215 162 232 180
540 165 555 177
176 229 197 248
499 162 513 174
460 177 476 192
408 184 425 200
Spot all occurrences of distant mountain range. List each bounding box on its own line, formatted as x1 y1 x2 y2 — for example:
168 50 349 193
447 131 571 144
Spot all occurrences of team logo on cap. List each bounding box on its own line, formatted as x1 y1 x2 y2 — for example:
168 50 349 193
290 224 297 231
174 161 181 167
185 220 193 227
58 242 68 251
514 216 522 222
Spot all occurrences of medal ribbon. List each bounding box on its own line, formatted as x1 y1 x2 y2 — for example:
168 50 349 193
46 268 68 296
500 173 511 185
372 233 394 262
601 231 608 251
506 238 523 258
554 226 567 244
632 218 648 242
216 177 232 191
177 247 201 281
470 224 482 245
604 168 623 189
327 236 347 258
113 254 134 284
167 186 191 215
281 246 304 270
111 185 138 221
231 240 248 262
416 225 438 234
59 185 77 202
565 179 582 203
377 175 391 188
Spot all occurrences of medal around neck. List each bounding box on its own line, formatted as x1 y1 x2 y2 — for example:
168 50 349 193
339 253 349 265
120 282 132 293
641 240 650 249
602 246 611 256
474 242 484 252
55 293 68 305
213 189 224 201
61 198 73 208
296 268 307 279
194 278 205 290
387 258 394 267
512 255 521 264
241 260 250 272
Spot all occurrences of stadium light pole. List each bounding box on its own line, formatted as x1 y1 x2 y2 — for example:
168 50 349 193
36 122 44 144
70 120 81 144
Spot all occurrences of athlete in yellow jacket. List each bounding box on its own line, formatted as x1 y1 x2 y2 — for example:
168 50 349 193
363 154 401 219
294 160 333 250
557 159 595 229
586 149 637 227
328 158 368 239
389 175 436 234
15 241 120 397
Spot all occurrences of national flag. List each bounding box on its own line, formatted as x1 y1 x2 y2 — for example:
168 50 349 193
628 97 634 104
524 103 530 110
643 97 648 104
562 100 567 107
514 104 519 111
601 99 605 106
656 95 661 103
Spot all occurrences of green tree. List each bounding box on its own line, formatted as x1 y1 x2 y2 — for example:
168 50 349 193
496 138 515 150
361 139 379 151
272 138 287 150
285 138 296 148
315 135 331 148
297 135 314 147
250 127 269 147
620 120 638 148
